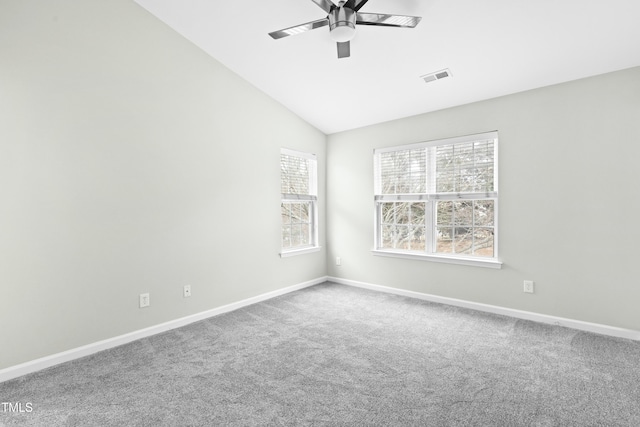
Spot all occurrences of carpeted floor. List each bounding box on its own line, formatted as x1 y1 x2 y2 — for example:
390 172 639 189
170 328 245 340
1 282 639 426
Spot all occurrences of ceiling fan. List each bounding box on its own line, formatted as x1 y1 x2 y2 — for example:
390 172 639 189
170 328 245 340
268 0 421 59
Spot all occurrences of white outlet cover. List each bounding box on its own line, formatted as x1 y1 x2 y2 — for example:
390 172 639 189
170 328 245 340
139 293 150 308
523 281 535 294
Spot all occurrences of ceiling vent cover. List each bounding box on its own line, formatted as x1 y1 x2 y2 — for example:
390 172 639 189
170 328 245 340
421 68 451 83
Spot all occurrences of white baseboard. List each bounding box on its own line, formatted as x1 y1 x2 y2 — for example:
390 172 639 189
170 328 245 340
328 276 640 342
4 274 637 384
0 276 327 384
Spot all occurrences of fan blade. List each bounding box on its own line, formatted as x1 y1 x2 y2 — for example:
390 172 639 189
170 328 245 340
269 18 329 39
309 0 334 14
344 0 369 12
337 41 350 58
356 13 421 28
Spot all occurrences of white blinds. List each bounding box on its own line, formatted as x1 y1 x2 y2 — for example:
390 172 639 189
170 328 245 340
375 132 497 198
281 149 317 199
435 138 495 193
379 148 426 194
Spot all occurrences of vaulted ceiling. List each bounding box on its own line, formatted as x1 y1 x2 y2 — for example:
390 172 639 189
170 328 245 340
134 0 640 134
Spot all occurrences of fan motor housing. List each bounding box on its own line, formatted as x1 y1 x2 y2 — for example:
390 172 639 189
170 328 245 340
329 6 356 42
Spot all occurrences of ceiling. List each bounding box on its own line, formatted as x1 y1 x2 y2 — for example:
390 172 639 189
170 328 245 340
133 0 640 134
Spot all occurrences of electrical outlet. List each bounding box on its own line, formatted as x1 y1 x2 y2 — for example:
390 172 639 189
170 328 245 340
336 257 341 266
523 281 535 294
139 293 150 308
183 285 191 298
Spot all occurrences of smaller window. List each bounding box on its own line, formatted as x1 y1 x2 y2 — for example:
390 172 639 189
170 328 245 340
280 149 318 256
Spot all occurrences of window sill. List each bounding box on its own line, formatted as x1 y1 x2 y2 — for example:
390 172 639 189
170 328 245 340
371 249 502 269
280 246 322 258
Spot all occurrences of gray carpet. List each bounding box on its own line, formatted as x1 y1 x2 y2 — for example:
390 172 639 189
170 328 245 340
1 282 639 426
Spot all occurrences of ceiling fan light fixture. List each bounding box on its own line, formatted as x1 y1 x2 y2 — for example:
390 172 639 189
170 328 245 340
330 23 356 42
329 5 356 42
268 0 422 58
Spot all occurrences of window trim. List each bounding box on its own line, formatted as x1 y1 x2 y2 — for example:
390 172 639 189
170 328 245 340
280 246 322 258
280 148 319 257
371 249 502 269
373 131 500 268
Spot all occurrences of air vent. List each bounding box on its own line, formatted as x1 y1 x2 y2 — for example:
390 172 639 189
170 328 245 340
421 68 451 83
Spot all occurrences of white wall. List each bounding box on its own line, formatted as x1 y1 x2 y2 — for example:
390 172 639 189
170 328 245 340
0 0 326 370
327 67 640 332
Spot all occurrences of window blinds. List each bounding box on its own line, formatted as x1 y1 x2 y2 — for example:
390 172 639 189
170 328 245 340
374 131 497 198
281 149 317 200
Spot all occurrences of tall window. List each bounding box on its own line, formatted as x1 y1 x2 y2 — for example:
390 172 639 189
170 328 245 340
281 148 318 256
373 132 500 267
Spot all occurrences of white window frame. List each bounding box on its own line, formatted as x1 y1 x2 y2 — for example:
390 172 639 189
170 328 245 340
373 131 502 269
280 148 320 257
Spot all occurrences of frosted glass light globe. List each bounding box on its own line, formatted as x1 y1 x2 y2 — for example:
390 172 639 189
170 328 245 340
330 24 356 42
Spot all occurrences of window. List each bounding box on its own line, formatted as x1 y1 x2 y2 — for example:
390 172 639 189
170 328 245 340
373 132 500 268
280 148 319 256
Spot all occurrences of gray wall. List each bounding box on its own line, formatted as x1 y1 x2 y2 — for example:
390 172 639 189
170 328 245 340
0 0 326 370
2 0 638 372
327 67 640 331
